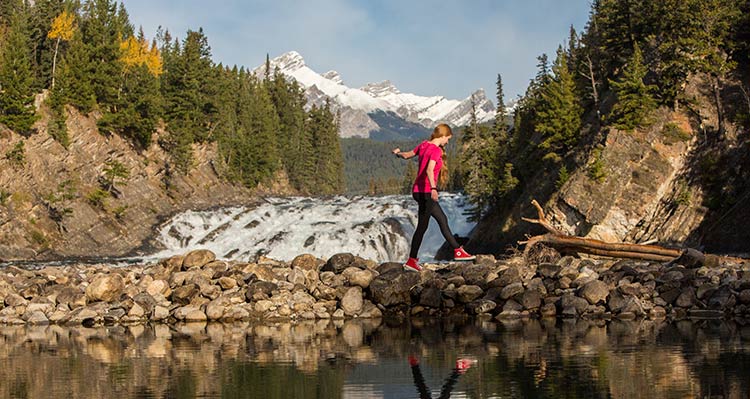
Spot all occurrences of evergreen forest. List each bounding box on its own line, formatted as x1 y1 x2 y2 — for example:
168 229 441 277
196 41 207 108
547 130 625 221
0 0 344 195
457 0 750 221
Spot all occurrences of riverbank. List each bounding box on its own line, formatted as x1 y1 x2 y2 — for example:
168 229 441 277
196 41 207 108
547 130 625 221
0 250 748 326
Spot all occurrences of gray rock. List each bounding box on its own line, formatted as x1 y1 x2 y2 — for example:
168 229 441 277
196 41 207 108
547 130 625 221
561 294 589 315
323 253 355 273
521 289 542 310
580 280 609 305
540 303 557 317
538 263 561 278
494 266 521 287
708 286 735 309
467 299 497 314
218 276 238 290
171 284 199 305
245 281 278 301
291 254 324 271
463 265 493 287
86 273 125 302
675 287 697 308
369 270 420 306
341 287 364 316
419 286 442 308
182 249 216 269
500 282 524 300
376 262 404 275
457 285 484 303
349 269 376 288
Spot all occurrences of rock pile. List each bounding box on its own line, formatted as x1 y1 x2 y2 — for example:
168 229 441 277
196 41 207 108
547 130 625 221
0 250 748 326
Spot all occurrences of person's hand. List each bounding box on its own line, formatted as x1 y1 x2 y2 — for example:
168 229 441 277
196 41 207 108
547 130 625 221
431 189 438 201
392 148 401 156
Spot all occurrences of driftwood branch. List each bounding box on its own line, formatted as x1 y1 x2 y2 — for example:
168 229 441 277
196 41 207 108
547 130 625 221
518 199 698 264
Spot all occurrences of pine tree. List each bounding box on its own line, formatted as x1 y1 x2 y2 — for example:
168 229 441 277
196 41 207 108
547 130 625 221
0 5 39 135
537 47 583 153
80 0 130 109
608 42 657 131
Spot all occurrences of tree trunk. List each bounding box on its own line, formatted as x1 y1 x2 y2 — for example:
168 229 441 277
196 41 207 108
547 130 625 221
51 37 60 89
517 199 712 265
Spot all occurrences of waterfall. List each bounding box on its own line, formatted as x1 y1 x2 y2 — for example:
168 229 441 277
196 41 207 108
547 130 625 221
147 193 475 263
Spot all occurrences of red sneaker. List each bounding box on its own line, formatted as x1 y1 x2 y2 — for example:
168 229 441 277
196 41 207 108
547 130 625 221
453 247 476 261
456 358 476 374
403 257 421 272
408 355 419 367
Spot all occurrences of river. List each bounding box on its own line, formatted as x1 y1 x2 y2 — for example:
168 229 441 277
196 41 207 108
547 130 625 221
2 318 749 398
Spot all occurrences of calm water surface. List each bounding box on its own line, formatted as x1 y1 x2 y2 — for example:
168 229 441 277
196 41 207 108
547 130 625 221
2 317 749 398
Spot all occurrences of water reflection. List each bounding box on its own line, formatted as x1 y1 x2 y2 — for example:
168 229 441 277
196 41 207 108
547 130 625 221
1 317 750 398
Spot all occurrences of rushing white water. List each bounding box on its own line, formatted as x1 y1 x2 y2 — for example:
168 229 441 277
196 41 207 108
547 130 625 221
147 193 475 263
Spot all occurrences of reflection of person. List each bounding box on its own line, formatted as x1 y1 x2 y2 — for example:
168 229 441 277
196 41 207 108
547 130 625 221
392 124 476 272
408 355 474 399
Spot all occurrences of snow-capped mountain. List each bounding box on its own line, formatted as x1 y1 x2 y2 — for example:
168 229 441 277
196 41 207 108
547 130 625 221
254 51 496 140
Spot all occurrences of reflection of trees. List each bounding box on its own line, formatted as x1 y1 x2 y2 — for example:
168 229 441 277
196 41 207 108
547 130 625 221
0 319 749 398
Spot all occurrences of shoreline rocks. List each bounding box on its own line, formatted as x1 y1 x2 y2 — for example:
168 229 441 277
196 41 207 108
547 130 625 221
0 250 748 326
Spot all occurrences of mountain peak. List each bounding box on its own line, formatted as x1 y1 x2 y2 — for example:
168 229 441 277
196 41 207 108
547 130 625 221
361 80 401 97
322 70 344 85
271 51 306 72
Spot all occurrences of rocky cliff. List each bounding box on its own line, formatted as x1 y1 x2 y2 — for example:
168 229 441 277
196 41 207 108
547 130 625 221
0 102 292 260
468 74 750 256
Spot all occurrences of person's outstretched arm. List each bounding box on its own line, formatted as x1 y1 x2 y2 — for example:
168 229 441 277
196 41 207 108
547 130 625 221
393 148 416 159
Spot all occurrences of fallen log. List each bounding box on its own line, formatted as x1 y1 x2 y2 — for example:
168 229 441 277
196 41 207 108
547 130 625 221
518 199 703 264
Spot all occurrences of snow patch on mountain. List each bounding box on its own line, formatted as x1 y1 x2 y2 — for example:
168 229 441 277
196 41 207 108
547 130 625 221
255 51 497 138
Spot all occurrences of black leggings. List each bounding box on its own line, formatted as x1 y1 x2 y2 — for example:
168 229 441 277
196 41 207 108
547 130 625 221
409 192 460 259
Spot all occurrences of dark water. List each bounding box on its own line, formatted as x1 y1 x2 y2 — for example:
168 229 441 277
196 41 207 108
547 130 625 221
2 317 750 398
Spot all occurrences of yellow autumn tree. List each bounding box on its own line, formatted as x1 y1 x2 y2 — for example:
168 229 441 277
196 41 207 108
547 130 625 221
119 35 162 76
48 11 76 88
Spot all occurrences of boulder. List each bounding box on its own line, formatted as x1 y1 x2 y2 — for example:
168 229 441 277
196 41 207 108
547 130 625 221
341 287 364 316
171 284 199 306
467 299 497 314
291 254 324 271
457 285 484 303
85 274 124 302
245 281 278 301
580 280 609 305
419 286 442 308
182 249 216 269
323 253 355 273
500 282 524 300
369 270 420 306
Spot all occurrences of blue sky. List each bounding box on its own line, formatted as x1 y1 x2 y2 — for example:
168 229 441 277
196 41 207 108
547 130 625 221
121 0 592 101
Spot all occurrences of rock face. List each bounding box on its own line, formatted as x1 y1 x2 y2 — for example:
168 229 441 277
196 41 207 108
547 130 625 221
0 250 748 327
0 107 295 260
468 77 750 256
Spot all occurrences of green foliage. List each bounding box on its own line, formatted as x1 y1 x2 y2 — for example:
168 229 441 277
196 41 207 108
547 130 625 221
340 138 418 195
0 5 40 134
673 181 691 206
556 165 570 189
305 101 344 194
537 48 583 153
112 204 127 220
86 187 109 209
101 159 129 193
0 190 10 206
30 229 48 246
5 140 25 166
608 43 657 131
498 163 519 195
42 178 76 229
661 122 691 144
587 147 607 183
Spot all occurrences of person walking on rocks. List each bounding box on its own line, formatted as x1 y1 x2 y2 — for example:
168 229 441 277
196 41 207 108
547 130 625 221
392 123 475 272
